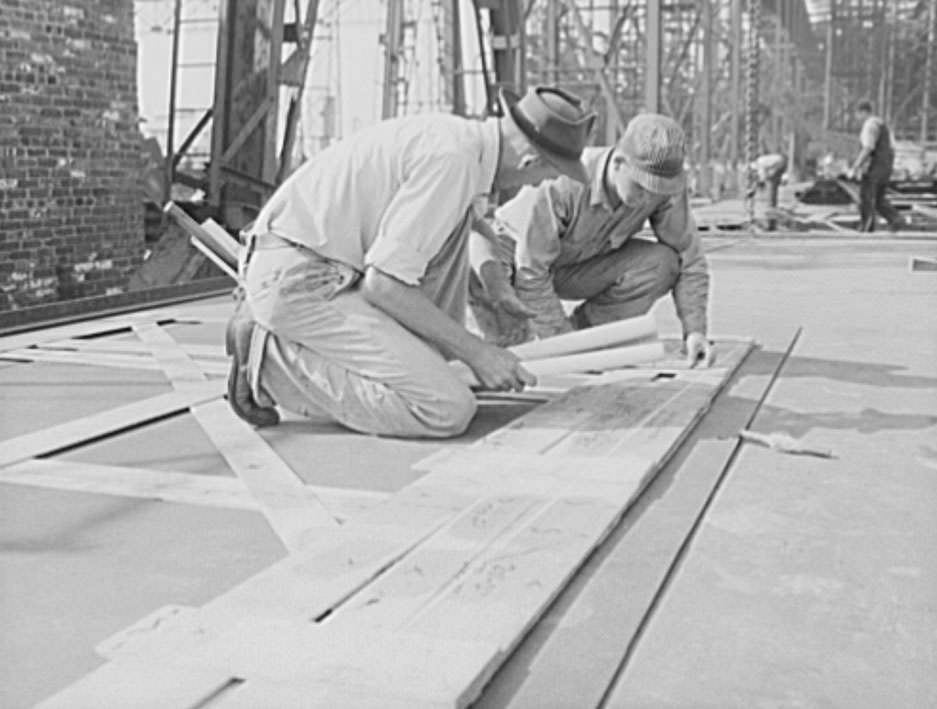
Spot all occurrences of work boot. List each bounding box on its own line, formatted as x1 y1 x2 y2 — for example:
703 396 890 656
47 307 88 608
225 305 280 428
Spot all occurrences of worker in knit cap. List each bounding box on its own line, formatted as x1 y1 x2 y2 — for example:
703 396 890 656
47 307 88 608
470 112 714 368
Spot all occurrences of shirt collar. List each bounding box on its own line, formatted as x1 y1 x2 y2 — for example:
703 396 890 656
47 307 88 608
587 147 617 210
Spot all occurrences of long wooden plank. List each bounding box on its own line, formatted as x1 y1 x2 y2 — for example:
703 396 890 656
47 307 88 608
37 659 237 709
0 308 182 353
475 342 775 709
0 346 229 376
40 341 750 707
47 337 225 359
0 459 256 510
0 458 387 520
0 383 222 468
132 323 341 546
299 342 753 705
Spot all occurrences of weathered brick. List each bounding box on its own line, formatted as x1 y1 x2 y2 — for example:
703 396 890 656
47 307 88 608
0 0 143 310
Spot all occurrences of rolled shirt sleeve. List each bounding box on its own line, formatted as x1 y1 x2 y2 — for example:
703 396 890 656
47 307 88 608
364 151 476 285
649 192 710 336
500 179 577 337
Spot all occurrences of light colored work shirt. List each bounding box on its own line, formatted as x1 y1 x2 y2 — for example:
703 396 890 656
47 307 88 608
477 146 709 336
754 153 787 181
250 113 500 286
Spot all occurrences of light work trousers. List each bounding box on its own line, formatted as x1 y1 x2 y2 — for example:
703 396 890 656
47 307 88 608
553 238 680 329
241 219 477 439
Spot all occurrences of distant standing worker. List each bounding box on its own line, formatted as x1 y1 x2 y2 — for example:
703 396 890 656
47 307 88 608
227 86 596 438
847 99 903 232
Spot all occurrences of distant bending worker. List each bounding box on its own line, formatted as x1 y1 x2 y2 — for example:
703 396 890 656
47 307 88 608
470 113 714 368
847 99 903 232
226 86 596 438
750 151 788 231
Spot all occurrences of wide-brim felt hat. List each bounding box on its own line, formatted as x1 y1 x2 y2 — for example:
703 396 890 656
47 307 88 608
499 86 596 183
619 113 687 195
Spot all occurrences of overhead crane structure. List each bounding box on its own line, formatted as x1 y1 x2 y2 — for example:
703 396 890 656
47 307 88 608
157 0 937 223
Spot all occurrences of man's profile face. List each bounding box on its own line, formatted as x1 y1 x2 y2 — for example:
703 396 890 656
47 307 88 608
512 153 562 188
609 150 651 207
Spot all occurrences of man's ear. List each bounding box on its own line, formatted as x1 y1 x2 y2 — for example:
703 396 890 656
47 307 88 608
517 151 544 170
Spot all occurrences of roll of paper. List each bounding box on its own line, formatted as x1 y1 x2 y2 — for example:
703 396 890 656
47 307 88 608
509 314 657 361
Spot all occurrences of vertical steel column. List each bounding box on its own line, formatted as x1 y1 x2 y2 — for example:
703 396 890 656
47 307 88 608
922 0 936 143
822 0 835 131
452 0 466 116
606 0 620 144
545 0 557 84
730 0 741 183
884 0 897 124
164 0 183 204
489 0 522 93
700 0 713 196
645 0 662 113
744 0 761 226
382 0 404 119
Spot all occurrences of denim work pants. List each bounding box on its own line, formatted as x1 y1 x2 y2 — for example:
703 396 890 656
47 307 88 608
242 221 476 439
858 173 902 232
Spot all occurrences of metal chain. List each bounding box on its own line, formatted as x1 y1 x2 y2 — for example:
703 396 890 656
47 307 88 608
744 0 761 228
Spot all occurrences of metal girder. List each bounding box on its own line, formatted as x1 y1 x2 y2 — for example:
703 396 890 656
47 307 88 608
208 0 286 212
563 0 626 133
646 0 663 113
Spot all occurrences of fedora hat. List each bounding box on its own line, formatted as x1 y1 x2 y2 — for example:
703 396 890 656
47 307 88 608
499 86 596 183
618 113 687 195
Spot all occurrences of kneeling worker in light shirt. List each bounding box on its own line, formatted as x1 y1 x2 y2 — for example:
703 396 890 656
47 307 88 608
470 113 714 368
226 86 596 438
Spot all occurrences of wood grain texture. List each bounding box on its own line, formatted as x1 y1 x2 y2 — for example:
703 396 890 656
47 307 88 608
39 340 753 709
132 323 341 546
0 384 222 468
475 342 774 709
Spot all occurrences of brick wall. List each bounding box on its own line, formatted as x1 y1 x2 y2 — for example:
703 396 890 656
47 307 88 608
0 0 144 310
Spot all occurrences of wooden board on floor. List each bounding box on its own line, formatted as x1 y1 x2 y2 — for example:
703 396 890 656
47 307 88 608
39 340 752 708
133 323 342 546
0 384 222 468
474 344 785 709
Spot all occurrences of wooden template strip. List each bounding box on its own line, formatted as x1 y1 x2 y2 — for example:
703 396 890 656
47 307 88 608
1 345 228 375
46 338 225 359
42 342 749 707
0 383 222 468
190 400 342 546
0 459 256 510
0 308 183 353
132 323 341 546
0 459 388 520
1 347 170 371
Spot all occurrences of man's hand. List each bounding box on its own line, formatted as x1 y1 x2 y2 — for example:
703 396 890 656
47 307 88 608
474 261 535 346
466 342 537 391
684 332 716 368
488 288 535 346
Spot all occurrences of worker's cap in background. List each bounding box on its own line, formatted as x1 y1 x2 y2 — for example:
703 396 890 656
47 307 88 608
618 113 687 195
500 86 596 183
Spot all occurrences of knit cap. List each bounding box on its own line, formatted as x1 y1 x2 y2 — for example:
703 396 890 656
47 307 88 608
618 113 687 195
